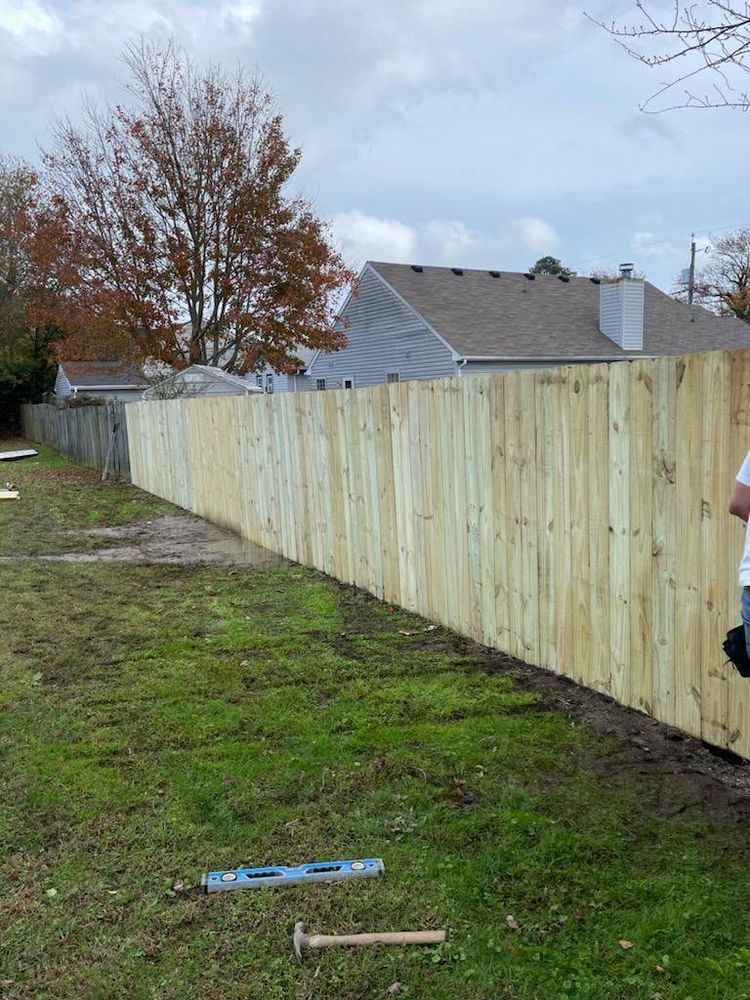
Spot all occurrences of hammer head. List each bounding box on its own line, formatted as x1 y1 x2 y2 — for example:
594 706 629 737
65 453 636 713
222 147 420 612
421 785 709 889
293 921 308 962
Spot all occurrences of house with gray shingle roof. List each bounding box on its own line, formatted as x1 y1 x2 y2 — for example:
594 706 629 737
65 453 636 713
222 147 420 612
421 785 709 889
298 261 750 391
54 360 149 402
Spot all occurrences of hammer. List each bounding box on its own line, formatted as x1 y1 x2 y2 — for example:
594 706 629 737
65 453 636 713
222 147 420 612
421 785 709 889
293 921 446 961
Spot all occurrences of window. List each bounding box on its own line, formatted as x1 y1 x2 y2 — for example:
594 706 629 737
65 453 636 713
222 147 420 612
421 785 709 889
265 374 274 394
385 372 400 384
255 374 263 388
316 378 327 391
343 378 354 390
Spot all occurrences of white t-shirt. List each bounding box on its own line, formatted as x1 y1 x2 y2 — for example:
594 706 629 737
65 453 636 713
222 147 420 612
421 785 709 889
737 451 750 585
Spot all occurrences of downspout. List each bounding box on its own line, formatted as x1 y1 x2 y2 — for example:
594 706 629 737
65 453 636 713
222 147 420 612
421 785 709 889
457 359 468 377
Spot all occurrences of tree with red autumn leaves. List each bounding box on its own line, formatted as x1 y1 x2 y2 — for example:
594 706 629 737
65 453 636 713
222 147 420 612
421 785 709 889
0 158 74 420
44 40 354 374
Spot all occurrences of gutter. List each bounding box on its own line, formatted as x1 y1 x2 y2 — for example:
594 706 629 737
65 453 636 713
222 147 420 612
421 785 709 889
456 354 661 363
72 384 148 391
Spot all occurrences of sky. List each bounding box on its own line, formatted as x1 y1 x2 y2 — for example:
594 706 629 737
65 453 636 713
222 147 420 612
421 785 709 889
1 0 748 291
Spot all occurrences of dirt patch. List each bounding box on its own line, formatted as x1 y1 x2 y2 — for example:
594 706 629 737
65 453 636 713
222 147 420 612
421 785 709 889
1 514 284 568
455 645 750 824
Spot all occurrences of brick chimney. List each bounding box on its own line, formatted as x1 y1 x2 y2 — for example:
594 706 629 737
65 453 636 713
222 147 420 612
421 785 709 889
598 263 644 351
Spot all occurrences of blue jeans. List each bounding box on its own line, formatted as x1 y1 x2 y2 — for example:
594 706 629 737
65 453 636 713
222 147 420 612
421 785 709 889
742 588 750 657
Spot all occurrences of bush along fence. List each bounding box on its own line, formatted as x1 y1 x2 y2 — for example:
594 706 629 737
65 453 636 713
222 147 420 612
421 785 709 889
124 349 748 758
21 402 131 479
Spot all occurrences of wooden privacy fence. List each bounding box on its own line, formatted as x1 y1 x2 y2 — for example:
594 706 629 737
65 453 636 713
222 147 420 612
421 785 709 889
21 402 131 478
126 349 750 758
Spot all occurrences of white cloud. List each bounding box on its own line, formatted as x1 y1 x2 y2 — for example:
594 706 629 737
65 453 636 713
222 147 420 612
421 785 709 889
332 210 417 266
331 211 564 271
2 0 62 54
220 1 262 32
506 217 562 256
3 0 750 291
422 219 476 263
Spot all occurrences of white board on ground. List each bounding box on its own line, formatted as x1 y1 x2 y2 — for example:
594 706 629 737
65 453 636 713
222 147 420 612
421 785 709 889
0 450 37 461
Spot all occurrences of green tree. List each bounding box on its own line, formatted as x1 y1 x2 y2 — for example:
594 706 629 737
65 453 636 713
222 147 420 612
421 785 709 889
529 256 576 276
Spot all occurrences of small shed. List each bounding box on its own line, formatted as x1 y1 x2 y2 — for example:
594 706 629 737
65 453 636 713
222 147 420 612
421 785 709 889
55 361 149 402
142 364 263 400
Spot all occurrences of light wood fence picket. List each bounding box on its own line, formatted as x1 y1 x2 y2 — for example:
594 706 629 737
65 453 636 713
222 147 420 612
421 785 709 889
126 349 750 757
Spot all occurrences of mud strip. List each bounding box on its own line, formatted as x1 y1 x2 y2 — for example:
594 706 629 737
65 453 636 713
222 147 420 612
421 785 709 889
1 515 284 568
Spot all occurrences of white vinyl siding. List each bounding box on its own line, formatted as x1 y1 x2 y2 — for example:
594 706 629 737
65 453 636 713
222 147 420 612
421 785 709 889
599 280 645 351
308 267 457 388
54 366 72 399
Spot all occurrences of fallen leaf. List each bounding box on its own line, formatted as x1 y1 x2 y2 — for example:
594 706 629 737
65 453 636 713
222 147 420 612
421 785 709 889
172 880 185 892
240 660 249 667
619 939 634 950
425 624 438 632
386 984 404 996
506 915 519 930
398 629 416 636
655 964 665 973
446 777 478 806
46 888 57 898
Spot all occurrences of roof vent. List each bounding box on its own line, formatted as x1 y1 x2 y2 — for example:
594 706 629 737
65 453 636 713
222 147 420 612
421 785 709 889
619 262 635 279
451 268 463 276
590 277 601 285
411 265 423 273
558 275 570 283
524 273 536 280
489 270 500 278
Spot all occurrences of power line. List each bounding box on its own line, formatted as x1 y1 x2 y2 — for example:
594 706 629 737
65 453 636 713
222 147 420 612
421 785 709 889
572 220 750 271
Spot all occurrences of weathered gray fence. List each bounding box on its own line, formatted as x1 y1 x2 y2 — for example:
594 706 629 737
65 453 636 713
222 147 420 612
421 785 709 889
21 402 131 479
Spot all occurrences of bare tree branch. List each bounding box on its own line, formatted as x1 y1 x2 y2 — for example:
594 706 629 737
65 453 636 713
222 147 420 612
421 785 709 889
588 1 750 111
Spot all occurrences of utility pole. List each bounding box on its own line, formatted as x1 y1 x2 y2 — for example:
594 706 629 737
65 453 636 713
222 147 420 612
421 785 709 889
688 233 696 305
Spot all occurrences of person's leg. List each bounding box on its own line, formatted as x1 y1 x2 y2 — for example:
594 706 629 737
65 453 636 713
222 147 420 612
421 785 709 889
742 588 750 658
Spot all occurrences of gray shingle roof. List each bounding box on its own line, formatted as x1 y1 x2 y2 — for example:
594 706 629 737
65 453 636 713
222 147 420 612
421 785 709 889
369 262 750 359
186 365 259 390
61 361 148 387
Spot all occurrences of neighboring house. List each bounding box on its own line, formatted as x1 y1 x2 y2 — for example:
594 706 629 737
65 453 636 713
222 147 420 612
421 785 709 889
142 364 264 400
299 261 750 390
253 346 319 394
54 361 149 402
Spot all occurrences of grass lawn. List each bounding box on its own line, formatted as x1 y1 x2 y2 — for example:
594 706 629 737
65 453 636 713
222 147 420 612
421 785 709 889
3 445 750 999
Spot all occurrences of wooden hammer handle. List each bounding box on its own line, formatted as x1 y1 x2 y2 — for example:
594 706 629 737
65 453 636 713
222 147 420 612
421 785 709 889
307 930 446 949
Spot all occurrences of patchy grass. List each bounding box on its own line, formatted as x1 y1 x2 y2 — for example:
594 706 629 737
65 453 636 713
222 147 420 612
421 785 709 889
3 447 750 998
0 442 175 556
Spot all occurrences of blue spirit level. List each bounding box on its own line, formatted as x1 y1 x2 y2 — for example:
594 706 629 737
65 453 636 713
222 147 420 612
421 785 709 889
201 857 384 893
